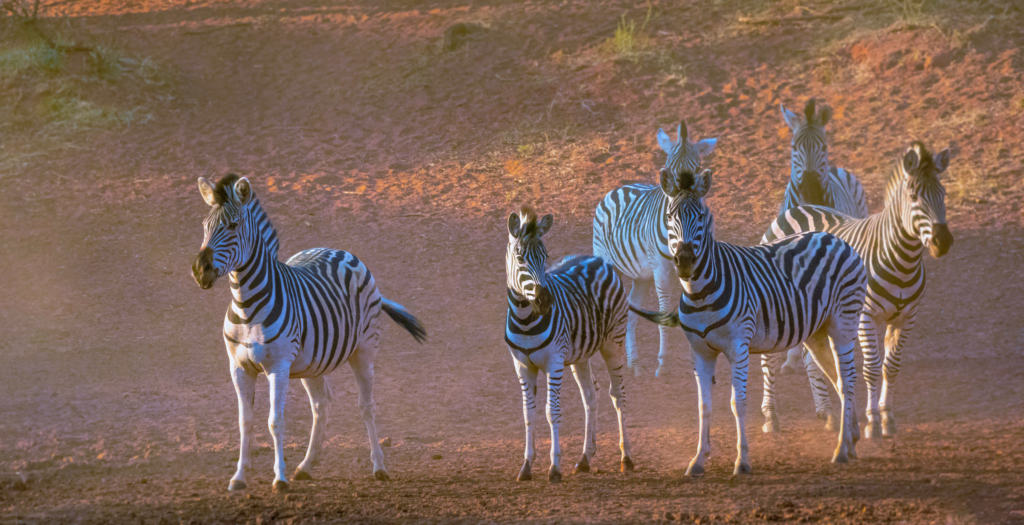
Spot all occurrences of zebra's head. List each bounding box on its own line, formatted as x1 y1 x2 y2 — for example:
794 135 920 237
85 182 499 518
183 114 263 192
506 207 554 316
656 120 717 197
893 142 953 258
663 168 714 280
781 99 833 207
192 173 255 289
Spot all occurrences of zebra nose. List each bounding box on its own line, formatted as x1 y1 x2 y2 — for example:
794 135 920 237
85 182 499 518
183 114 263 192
929 223 953 258
798 170 827 206
192 247 217 288
674 243 696 277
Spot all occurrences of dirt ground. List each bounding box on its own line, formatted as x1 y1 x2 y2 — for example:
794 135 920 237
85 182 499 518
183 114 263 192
1 1 1023 523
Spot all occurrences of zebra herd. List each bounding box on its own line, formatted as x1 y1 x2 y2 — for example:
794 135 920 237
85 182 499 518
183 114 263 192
192 98 953 490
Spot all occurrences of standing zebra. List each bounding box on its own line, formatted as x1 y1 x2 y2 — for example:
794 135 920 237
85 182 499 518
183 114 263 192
593 120 717 376
506 207 632 482
191 174 426 492
761 98 871 433
632 168 865 475
763 142 953 439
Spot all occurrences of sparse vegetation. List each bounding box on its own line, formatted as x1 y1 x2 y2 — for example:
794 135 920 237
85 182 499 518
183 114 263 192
601 7 653 61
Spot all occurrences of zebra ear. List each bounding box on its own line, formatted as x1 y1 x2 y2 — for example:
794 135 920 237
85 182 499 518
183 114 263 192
198 177 218 206
902 148 920 173
694 138 717 158
656 127 673 153
692 169 712 198
234 177 253 205
507 213 521 237
781 104 800 132
933 148 951 173
818 105 832 126
659 167 679 197
537 214 553 236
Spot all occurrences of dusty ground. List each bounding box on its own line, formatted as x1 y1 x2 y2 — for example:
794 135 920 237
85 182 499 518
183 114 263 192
1 0 1023 523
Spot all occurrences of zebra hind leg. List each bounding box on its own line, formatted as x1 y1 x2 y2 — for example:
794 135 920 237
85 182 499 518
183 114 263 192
759 352 782 433
801 345 837 431
294 375 330 481
349 337 389 481
570 360 598 474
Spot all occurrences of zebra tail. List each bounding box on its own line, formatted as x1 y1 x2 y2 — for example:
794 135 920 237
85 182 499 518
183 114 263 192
381 298 427 343
628 304 680 327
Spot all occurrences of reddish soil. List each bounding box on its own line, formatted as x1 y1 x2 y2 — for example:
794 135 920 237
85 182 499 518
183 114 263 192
2 1 1023 523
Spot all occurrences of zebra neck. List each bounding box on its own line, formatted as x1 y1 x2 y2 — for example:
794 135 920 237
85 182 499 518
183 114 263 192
228 235 285 321
506 288 541 322
880 189 925 260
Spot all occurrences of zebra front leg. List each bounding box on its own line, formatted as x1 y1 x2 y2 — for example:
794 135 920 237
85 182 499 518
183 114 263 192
729 346 752 475
228 363 256 491
653 267 681 377
881 319 914 437
512 357 539 481
266 367 291 492
294 376 330 481
625 278 652 375
601 340 633 472
858 313 884 439
545 363 565 482
349 343 389 481
570 360 598 474
759 352 783 433
801 345 837 431
687 349 716 477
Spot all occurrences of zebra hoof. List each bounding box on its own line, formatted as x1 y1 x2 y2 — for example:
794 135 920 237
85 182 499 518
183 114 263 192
831 451 849 464
762 415 780 434
293 468 312 481
821 412 837 432
685 463 705 478
548 466 562 483
881 414 897 437
227 479 247 491
733 462 752 476
272 479 289 493
865 420 882 440
574 455 590 474
373 469 391 482
516 461 531 481
621 456 635 472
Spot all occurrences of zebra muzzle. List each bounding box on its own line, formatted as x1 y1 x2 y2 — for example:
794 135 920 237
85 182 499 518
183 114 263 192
929 223 953 258
192 248 219 289
674 244 697 278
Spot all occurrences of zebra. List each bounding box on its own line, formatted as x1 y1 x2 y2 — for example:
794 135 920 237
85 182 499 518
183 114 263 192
761 98 871 433
631 168 865 476
762 141 953 439
506 206 632 482
593 120 717 376
191 173 426 492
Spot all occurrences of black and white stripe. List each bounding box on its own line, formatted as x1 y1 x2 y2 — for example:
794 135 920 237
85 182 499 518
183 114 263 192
506 207 632 482
192 174 426 492
762 142 953 439
761 99 871 431
632 168 866 476
592 120 717 376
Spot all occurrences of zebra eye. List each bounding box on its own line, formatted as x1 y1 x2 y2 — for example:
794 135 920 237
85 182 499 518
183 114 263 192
227 221 239 230
909 193 919 202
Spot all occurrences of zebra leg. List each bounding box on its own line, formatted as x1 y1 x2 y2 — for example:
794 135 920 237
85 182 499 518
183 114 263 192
266 367 291 492
687 350 716 477
570 360 597 474
625 277 652 375
728 345 752 475
349 342 389 481
545 363 565 482
859 313 884 439
881 318 914 437
600 340 633 472
801 345 837 431
512 357 539 481
653 267 680 377
294 376 330 481
802 330 853 464
228 363 256 491
759 352 782 433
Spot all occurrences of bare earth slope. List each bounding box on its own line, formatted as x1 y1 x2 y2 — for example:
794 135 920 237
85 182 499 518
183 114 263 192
1 1 1023 523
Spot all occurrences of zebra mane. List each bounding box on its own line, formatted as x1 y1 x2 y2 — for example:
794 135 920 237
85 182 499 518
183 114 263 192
212 173 242 204
515 206 542 238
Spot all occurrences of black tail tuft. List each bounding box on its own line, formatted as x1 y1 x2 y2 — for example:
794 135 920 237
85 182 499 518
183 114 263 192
628 304 680 328
381 298 427 343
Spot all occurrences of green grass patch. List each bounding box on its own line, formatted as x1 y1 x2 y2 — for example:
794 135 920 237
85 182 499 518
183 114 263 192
601 7 653 61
